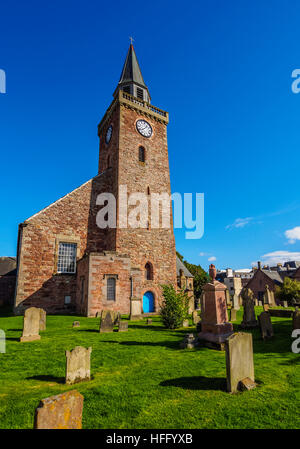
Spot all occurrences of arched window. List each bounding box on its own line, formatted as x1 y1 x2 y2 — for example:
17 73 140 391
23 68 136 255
107 277 116 301
139 146 145 163
145 262 153 280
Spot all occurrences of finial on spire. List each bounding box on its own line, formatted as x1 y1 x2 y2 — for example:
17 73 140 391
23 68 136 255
129 36 134 45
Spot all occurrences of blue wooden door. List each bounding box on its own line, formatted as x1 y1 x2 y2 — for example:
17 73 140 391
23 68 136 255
143 291 154 313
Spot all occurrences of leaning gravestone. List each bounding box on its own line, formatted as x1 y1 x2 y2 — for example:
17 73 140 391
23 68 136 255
100 311 114 333
65 346 92 385
225 332 256 393
192 310 200 325
34 390 83 429
230 308 237 322
293 310 300 330
258 312 274 339
20 307 41 342
118 321 128 332
240 289 258 329
182 319 189 328
39 309 46 331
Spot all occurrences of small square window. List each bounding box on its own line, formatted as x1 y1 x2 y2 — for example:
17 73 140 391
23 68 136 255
57 242 77 274
64 295 71 304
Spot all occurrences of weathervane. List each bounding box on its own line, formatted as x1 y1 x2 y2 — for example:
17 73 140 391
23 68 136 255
129 36 134 45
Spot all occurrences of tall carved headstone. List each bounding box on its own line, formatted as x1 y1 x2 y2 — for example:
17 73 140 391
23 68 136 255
232 293 240 310
20 307 41 342
39 309 46 331
65 346 92 384
100 311 114 333
225 332 256 393
198 264 233 347
258 312 274 339
34 391 84 429
240 288 258 329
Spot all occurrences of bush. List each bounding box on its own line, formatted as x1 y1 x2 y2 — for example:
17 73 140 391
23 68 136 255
160 284 189 329
276 277 300 306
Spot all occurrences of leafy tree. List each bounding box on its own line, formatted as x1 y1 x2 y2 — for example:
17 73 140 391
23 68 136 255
176 251 209 299
160 284 189 329
275 277 300 306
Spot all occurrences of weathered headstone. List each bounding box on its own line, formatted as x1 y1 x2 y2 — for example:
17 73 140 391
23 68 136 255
180 333 198 349
113 311 121 326
232 293 240 310
39 309 46 331
72 321 80 328
263 303 269 312
20 307 41 342
283 301 288 308
100 311 114 333
225 289 231 306
146 318 152 325
192 310 200 325
264 284 276 306
258 312 274 339
230 308 237 322
198 265 233 347
34 390 83 429
0 329 5 354
65 346 92 384
225 332 256 393
240 288 258 329
130 298 142 320
292 310 300 330
182 319 189 328
118 321 128 332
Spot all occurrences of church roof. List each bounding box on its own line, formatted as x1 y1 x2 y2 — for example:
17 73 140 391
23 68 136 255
118 44 147 88
176 256 193 278
0 257 17 276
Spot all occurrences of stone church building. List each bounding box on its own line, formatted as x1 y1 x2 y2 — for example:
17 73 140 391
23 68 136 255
14 44 193 317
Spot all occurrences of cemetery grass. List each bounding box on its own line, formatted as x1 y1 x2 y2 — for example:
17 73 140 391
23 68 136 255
0 308 299 429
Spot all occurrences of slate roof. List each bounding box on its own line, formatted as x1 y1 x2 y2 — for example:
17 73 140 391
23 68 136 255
0 257 17 276
261 269 283 284
118 44 147 88
176 256 193 278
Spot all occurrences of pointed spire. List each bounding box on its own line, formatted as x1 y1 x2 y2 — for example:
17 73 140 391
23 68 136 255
114 42 151 103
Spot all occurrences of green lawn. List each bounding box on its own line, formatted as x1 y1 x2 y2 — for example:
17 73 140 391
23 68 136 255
0 307 299 429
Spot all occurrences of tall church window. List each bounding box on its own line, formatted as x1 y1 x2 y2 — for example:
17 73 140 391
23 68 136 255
145 262 153 280
139 146 145 163
107 277 116 301
57 242 77 274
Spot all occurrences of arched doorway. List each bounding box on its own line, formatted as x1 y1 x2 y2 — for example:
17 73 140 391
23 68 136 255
143 291 154 313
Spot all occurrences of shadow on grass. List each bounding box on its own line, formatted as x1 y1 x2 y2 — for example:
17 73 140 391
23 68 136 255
6 337 20 341
26 375 65 384
160 376 227 391
119 340 180 349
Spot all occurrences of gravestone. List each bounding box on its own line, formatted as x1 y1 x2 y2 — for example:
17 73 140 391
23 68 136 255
258 312 274 339
118 321 128 332
39 309 46 331
283 301 288 308
146 318 152 325
20 307 41 342
130 298 142 320
0 329 5 354
264 284 276 306
232 293 240 310
113 311 121 326
34 390 83 429
180 333 198 349
225 332 256 393
198 265 233 348
230 308 237 322
192 310 200 325
269 309 293 318
65 346 92 384
263 303 269 312
100 311 114 333
182 319 189 328
293 310 300 330
72 321 80 328
225 289 231 306
240 288 258 329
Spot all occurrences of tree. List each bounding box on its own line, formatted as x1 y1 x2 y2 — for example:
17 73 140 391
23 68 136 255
276 277 300 306
176 251 209 299
160 284 189 329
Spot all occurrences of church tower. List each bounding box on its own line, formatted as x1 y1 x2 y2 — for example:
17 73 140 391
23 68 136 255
95 43 177 314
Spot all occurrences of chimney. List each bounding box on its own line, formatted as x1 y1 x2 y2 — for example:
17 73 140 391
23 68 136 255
258 261 261 270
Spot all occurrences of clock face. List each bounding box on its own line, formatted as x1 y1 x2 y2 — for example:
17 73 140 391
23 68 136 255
105 125 113 144
136 119 152 138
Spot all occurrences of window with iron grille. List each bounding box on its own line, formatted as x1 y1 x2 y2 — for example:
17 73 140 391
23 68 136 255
57 242 77 274
136 87 144 100
139 146 145 162
107 277 116 301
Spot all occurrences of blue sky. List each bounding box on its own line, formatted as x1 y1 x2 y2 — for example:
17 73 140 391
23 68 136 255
1 0 300 270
